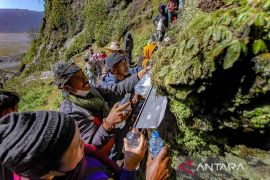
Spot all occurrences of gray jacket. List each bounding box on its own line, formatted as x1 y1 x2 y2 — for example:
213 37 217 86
60 99 112 148
59 74 139 147
97 73 140 107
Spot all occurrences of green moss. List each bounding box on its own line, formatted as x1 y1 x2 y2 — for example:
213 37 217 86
64 30 94 59
244 106 270 128
22 39 41 65
170 99 208 153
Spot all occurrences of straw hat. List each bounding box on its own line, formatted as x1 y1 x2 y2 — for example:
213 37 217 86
105 42 124 52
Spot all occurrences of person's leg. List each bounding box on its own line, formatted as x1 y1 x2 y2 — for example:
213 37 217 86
158 30 165 42
172 11 177 22
129 50 132 65
168 12 171 22
98 67 102 79
179 0 185 9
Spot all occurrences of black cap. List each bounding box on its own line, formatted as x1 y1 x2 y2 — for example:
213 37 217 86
105 53 126 70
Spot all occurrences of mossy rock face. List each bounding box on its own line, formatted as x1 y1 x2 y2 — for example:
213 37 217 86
198 0 225 12
151 0 270 178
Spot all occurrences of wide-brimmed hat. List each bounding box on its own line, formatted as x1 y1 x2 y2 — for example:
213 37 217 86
105 42 124 52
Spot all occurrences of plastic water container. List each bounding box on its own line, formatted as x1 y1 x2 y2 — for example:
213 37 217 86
126 129 141 149
134 72 152 98
115 93 131 129
149 130 163 159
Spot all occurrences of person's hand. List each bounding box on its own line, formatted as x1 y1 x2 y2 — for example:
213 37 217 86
105 102 131 128
123 134 147 170
138 66 151 79
131 94 141 104
146 147 170 180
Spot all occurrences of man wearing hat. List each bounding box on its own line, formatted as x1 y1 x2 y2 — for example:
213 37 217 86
101 53 148 106
105 42 125 54
52 61 147 148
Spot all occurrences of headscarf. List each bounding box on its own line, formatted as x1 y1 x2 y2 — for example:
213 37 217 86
142 43 158 68
0 111 76 178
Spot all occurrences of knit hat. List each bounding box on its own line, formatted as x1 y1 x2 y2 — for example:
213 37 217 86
53 61 81 88
105 53 126 70
0 111 76 178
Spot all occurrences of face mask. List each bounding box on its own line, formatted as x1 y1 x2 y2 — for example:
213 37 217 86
75 89 91 97
65 85 91 97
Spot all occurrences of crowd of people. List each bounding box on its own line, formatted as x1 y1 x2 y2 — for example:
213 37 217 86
0 1 186 179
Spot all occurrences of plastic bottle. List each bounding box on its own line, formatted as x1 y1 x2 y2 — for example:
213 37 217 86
134 72 152 98
115 93 131 129
126 129 141 149
149 130 163 159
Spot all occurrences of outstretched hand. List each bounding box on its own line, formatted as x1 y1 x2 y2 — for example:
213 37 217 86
106 102 131 127
123 134 147 170
138 66 151 79
146 147 170 180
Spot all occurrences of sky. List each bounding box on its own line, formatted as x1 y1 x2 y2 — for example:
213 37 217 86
0 0 44 11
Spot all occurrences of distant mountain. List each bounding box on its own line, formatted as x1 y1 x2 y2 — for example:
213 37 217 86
0 9 44 33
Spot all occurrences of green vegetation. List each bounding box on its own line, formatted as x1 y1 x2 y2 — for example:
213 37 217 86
5 77 62 112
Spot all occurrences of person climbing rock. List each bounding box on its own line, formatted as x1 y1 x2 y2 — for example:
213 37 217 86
0 111 171 180
84 56 98 85
101 53 149 160
142 43 158 68
124 32 134 65
153 4 169 42
98 51 107 68
167 0 178 22
101 53 148 106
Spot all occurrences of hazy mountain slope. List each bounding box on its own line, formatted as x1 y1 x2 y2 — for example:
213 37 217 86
0 9 44 32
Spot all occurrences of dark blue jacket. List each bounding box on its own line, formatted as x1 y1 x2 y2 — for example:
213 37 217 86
100 67 142 107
